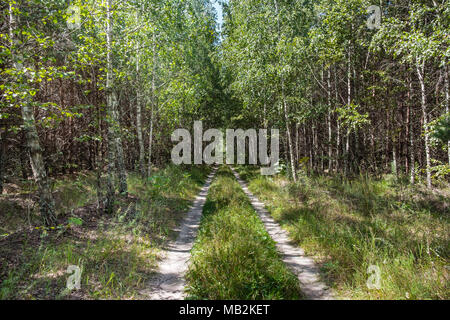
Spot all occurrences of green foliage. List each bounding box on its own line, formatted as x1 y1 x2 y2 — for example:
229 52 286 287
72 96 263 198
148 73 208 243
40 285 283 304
431 115 450 144
67 217 83 227
337 103 370 132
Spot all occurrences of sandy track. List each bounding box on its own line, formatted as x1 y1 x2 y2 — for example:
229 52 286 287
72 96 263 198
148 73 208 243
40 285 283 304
142 168 216 300
231 168 334 300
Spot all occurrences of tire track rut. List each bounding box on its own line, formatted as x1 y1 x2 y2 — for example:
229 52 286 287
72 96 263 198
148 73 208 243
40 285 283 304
142 168 217 300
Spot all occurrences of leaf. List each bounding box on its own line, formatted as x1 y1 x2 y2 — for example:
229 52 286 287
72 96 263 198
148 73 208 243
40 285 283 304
68 217 83 226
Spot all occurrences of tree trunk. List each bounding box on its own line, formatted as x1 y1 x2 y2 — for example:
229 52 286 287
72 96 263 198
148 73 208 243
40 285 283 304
148 33 157 177
407 75 415 184
345 130 350 175
308 126 313 171
416 61 432 188
410 122 415 185
0 125 5 194
391 108 397 177
135 33 145 177
445 66 449 165
22 105 57 226
327 68 332 172
103 0 127 197
148 104 154 177
113 98 127 195
313 121 318 171
345 46 351 175
303 124 309 168
105 0 116 214
405 102 410 175
392 148 397 177
282 95 297 181
95 134 102 210
274 0 296 181
335 66 341 173
10 2 56 225
295 123 299 166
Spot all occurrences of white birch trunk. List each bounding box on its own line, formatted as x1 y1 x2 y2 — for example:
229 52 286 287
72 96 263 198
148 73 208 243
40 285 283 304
445 67 449 165
105 0 116 213
135 11 145 177
416 61 432 188
10 2 56 225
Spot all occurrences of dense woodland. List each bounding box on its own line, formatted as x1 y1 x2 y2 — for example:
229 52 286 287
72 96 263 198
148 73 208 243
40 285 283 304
0 0 448 226
221 0 449 184
0 0 449 301
1 0 223 225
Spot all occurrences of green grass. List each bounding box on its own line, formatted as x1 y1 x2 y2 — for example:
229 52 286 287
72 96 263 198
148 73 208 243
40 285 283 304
0 172 98 235
52 172 98 214
0 165 209 299
0 228 157 299
236 165 449 300
185 166 302 300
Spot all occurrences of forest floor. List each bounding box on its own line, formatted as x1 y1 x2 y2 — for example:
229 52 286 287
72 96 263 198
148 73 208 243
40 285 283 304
231 168 333 299
0 166 209 299
235 166 449 300
185 166 303 299
143 165 332 300
0 165 448 300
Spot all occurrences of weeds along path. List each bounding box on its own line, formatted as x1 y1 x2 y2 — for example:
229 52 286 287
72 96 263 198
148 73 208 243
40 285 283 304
231 168 334 300
185 166 301 299
142 168 217 300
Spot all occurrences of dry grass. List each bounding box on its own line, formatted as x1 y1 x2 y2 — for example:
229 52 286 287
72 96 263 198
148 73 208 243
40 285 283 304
236 166 449 300
0 165 208 299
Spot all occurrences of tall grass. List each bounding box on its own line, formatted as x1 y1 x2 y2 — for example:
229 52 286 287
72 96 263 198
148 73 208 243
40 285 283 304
236 166 449 300
0 172 99 235
186 166 302 300
52 172 98 214
0 165 209 299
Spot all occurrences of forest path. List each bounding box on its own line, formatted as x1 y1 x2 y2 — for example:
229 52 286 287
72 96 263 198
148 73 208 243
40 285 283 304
141 168 217 300
231 168 334 300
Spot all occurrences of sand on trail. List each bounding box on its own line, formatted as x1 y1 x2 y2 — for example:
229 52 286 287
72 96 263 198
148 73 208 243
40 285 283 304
231 168 334 300
142 169 216 300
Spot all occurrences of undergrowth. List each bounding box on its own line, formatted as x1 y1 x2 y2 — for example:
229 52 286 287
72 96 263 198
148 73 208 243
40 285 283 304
0 165 208 299
236 165 449 300
186 166 302 300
